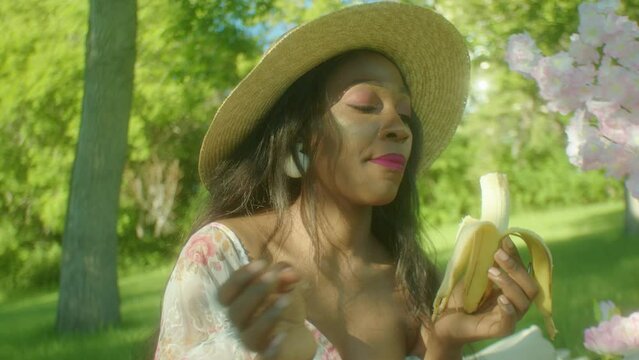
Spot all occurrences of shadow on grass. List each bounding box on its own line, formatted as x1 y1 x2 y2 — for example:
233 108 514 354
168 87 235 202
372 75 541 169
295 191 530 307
1 204 636 359
514 211 638 357
464 204 639 358
0 266 170 360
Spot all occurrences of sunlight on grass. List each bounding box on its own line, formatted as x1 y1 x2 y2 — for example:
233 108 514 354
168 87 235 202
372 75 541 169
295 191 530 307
0 265 173 360
427 201 625 254
0 201 637 359
425 201 639 358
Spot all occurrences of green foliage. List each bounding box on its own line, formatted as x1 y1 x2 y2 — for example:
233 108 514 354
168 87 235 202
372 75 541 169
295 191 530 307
0 0 86 291
1 0 635 292
416 0 632 225
0 0 280 290
2 202 637 358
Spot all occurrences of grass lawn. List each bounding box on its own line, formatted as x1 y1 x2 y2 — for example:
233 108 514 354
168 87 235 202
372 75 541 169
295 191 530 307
1 201 637 359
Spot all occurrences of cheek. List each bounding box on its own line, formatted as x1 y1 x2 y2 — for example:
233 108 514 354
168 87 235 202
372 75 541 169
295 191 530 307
331 115 379 152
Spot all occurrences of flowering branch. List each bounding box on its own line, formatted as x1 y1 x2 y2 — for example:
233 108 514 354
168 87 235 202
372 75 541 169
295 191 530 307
505 0 639 199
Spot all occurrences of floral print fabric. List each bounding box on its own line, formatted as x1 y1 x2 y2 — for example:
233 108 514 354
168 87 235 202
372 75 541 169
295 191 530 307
154 222 342 360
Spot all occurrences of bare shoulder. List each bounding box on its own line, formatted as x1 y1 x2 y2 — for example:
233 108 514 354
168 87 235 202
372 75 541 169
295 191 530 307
215 212 279 258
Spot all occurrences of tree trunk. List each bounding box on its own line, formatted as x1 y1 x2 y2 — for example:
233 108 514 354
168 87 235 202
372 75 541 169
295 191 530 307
625 183 639 237
56 0 136 332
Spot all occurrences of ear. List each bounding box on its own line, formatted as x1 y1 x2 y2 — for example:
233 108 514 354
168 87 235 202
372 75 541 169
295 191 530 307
284 143 308 178
294 143 309 172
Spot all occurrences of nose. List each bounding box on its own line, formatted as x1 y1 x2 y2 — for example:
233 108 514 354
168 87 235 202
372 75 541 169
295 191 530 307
378 112 411 143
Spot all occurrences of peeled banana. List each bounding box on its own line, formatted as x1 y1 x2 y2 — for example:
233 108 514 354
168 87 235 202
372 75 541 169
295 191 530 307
432 173 557 340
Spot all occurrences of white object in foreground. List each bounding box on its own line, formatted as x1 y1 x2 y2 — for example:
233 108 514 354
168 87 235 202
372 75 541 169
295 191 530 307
463 325 556 360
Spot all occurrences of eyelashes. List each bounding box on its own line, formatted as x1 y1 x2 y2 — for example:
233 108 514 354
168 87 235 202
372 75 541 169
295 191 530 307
349 104 378 113
348 104 412 123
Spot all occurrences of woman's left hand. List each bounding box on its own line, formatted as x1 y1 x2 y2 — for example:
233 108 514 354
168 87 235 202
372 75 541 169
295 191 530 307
423 236 540 358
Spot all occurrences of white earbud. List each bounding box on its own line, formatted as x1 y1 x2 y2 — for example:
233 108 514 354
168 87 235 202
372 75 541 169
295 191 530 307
284 143 309 178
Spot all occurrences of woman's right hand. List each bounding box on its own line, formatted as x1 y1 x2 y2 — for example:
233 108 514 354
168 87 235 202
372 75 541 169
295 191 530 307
217 260 317 360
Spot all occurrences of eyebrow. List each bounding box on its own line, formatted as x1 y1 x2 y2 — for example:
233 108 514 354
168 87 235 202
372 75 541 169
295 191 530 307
346 79 410 96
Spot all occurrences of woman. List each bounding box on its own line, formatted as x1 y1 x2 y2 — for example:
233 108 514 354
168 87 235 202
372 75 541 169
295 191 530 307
155 2 539 359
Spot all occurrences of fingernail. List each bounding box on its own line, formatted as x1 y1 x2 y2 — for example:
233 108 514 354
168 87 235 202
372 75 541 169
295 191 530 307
504 237 516 250
275 295 290 310
263 332 286 358
277 261 292 269
488 267 501 277
498 295 515 314
282 282 298 293
247 260 267 273
496 249 509 262
262 271 278 283
279 266 296 276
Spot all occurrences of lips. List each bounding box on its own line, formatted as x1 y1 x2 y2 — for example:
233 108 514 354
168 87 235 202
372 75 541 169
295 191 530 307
369 153 406 171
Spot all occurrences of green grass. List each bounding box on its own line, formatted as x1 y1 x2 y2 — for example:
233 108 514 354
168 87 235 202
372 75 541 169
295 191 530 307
1 201 638 359
0 265 173 359
427 201 639 357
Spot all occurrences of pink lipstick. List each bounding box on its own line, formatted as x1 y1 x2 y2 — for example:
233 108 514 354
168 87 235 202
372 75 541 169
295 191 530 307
369 154 406 171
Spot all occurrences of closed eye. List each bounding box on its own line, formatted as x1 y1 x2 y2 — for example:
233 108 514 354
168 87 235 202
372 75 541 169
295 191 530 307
349 104 412 124
349 104 378 113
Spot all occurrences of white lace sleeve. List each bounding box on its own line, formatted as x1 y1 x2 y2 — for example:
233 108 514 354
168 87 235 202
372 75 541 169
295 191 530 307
154 223 256 360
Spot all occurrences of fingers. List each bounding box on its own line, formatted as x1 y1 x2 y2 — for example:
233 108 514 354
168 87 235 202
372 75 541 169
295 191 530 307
228 269 281 329
218 260 268 305
493 295 517 336
240 295 291 352
218 261 300 306
276 266 302 293
487 266 531 317
475 295 517 339
501 236 523 266
439 295 517 343
261 332 287 359
217 260 302 355
494 248 540 301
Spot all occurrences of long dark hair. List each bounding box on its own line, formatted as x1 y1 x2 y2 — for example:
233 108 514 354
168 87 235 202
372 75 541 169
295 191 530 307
192 50 441 321
145 51 442 359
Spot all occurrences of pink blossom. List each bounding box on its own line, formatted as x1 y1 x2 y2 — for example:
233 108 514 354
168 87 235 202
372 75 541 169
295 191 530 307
617 15 639 35
565 109 605 169
618 48 639 73
578 1 622 46
604 33 639 64
508 0 639 199
592 0 621 13
584 312 639 356
579 9 608 46
601 144 632 178
569 33 600 65
586 100 629 145
628 124 639 150
531 54 594 114
505 33 542 76
596 56 639 109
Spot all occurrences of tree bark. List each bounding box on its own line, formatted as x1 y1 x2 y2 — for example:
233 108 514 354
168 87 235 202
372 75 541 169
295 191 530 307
625 183 639 237
56 0 136 332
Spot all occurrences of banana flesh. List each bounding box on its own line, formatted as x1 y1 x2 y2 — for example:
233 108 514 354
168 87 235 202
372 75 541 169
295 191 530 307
432 173 557 340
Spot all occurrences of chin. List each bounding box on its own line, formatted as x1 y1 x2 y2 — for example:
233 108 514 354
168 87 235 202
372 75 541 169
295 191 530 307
365 191 400 206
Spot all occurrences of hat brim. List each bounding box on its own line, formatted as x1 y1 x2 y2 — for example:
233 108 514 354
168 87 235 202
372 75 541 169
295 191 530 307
199 2 470 190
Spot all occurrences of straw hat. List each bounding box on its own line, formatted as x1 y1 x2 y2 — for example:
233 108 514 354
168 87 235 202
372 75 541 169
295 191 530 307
199 1 470 190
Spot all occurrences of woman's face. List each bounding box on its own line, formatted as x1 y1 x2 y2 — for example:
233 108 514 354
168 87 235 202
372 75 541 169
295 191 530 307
313 51 413 206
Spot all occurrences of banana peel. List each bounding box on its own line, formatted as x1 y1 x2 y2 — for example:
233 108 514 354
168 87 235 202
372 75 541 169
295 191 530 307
432 173 557 340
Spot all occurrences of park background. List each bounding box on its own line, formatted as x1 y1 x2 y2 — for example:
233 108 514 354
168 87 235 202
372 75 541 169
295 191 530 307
1 0 638 359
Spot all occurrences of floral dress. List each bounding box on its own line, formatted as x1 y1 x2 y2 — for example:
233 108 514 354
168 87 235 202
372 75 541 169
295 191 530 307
154 222 421 360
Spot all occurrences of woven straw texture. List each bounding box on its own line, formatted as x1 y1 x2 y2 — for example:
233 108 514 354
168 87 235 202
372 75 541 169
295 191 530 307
198 1 470 190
